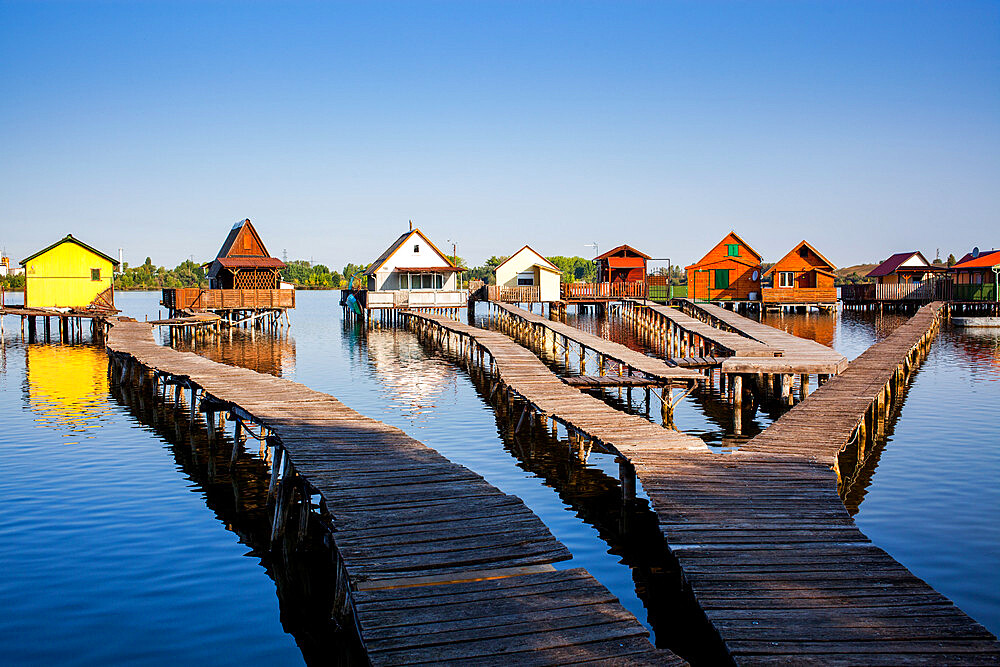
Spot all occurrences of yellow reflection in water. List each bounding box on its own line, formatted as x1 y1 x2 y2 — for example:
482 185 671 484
27 344 111 429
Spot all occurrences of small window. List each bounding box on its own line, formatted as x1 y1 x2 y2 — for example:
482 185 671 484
91 268 101 281
727 244 739 257
422 274 433 289
714 269 730 289
435 274 443 289
517 271 535 286
779 271 794 288
413 244 420 253
399 274 409 289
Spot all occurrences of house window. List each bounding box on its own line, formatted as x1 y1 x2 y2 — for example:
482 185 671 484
727 244 739 257
413 244 420 253
778 271 794 288
399 274 409 289
91 268 101 281
714 269 729 289
517 271 535 286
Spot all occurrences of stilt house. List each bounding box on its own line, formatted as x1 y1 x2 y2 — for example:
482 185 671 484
595 245 650 284
685 232 762 302
206 219 285 289
161 218 295 319
19 234 119 310
865 251 944 286
761 240 837 308
493 246 562 302
353 226 465 311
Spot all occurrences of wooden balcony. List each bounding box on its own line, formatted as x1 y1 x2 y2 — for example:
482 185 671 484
839 282 947 302
343 289 466 309
487 285 540 303
761 286 837 304
162 288 295 312
561 282 647 301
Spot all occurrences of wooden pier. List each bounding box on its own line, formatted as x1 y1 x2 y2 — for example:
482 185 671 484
490 302 705 389
405 306 1000 664
104 320 678 665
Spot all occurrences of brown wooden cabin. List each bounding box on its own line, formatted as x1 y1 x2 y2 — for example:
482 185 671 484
685 232 762 302
595 245 650 283
162 218 294 319
761 240 837 308
205 219 285 289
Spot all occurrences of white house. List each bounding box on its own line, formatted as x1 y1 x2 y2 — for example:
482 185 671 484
362 227 465 308
494 245 562 302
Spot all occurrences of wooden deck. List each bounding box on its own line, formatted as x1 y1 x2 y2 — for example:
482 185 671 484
674 299 849 375
405 307 1000 664
104 320 677 665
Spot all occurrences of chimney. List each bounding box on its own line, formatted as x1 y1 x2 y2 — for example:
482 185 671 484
409 219 413 231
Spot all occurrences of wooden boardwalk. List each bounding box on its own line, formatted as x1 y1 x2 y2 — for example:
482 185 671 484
104 320 681 666
406 307 999 664
491 302 705 387
673 299 849 375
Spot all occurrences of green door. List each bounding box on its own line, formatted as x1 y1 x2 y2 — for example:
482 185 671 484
715 269 730 289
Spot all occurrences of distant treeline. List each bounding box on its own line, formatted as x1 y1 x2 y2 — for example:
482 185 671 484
464 255 597 285
111 258 373 290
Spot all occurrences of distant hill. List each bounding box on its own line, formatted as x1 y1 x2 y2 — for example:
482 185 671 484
836 263 877 280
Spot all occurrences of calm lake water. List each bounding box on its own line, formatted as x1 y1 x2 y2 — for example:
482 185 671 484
1 291 997 664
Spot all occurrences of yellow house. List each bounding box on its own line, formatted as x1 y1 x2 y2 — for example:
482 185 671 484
20 234 119 309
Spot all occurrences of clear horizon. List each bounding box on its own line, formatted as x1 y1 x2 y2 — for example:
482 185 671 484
2 1 997 270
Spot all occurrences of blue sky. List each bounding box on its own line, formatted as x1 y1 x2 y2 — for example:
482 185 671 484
1 1 997 270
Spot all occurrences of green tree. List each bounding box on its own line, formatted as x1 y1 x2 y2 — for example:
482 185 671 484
546 256 596 283
947 253 957 267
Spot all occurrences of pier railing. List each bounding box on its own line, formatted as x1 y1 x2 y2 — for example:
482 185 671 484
486 284 541 303
345 288 466 309
840 281 950 302
561 281 647 301
162 288 295 312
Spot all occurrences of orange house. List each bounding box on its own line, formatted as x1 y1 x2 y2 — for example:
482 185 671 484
685 232 762 302
761 240 837 307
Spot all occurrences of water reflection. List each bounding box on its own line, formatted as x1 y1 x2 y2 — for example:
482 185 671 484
343 320 462 419
26 343 113 428
759 310 836 347
170 327 296 378
109 374 362 666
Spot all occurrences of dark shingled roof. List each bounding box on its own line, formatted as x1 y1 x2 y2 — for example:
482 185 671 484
866 251 931 278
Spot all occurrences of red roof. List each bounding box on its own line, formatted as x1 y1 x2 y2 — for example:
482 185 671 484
214 257 285 269
866 251 933 278
952 249 1000 269
594 244 651 261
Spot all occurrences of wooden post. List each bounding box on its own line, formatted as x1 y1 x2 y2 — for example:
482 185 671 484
800 374 810 399
781 374 792 404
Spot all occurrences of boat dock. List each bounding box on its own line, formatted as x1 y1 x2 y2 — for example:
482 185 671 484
405 306 999 664
104 320 678 665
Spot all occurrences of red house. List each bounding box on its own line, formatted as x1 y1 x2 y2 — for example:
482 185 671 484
595 245 650 283
685 232 762 302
